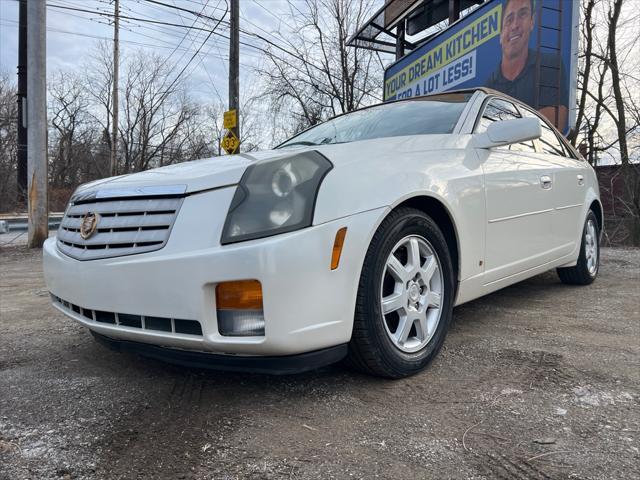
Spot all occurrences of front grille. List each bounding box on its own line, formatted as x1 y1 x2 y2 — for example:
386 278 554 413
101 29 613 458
57 195 183 260
51 294 203 336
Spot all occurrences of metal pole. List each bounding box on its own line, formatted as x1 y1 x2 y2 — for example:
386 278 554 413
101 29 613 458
17 0 27 207
229 0 240 153
26 0 48 248
449 0 461 24
395 21 405 61
110 0 119 175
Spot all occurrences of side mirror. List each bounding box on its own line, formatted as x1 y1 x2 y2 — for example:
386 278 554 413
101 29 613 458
471 117 542 149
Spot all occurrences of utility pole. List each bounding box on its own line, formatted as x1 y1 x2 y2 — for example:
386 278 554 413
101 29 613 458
229 0 240 153
26 0 48 248
17 0 27 207
110 0 120 176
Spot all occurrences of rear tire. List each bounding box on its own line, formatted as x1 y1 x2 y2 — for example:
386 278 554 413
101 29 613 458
347 207 455 379
557 210 599 285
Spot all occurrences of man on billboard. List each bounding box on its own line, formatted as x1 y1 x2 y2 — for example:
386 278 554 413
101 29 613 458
486 0 568 131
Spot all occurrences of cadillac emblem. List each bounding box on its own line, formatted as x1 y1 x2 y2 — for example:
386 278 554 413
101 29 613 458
80 212 100 240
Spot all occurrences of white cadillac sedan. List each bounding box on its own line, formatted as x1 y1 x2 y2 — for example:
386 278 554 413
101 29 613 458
43 88 602 378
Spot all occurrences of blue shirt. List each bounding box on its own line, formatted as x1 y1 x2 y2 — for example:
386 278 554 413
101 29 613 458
486 49 568 110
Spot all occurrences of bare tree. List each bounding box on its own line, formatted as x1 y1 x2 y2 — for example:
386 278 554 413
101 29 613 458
255 0 383 140
570 0 639 244
48 72 99 187
572 0 596 147
0 73 18 212
605 0 639 238
85 41 115 168
118 51 198 173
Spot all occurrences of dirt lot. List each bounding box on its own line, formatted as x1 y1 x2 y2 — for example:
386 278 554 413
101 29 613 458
0 246 638 480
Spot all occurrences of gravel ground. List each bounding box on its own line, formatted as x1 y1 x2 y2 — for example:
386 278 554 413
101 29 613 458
0 246 638 480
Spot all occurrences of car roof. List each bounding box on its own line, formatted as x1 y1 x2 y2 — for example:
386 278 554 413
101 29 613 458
389 87 519 106
376 88 538 120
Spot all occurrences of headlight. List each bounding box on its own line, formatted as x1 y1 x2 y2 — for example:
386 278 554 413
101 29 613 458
221 151 332 244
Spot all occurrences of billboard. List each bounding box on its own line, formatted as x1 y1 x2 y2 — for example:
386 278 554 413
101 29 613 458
383 0 578 134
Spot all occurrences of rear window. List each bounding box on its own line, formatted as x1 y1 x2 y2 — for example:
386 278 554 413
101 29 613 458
278 93 472 148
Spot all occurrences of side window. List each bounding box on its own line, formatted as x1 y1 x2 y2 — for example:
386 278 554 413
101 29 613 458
476 98 536 153
521 108 569 157
552 129 575 159
477 98 519 131
543 124 570 156
541 122 567 156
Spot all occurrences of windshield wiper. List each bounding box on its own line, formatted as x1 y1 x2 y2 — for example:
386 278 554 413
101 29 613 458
279 141 318 148
279 137 343 149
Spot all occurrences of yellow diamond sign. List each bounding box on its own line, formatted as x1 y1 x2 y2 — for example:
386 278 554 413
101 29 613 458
221 130 240 155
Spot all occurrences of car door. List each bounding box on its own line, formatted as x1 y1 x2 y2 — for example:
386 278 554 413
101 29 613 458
520 108 587 257
475 98 556 284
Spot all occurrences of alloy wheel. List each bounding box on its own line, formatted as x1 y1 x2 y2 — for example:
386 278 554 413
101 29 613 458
380 235 444 353
585 218 598 275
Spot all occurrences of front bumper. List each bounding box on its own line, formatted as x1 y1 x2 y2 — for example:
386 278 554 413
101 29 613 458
43 186 386 357
91 332 347 374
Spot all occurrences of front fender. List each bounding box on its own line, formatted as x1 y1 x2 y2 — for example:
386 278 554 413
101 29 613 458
313 139 485 282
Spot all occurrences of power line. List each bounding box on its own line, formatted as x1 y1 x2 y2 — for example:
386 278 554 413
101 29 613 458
239 3 288 49
156 1 228 99
0 19 258 69
47 3 221 33
45 3 252 58
251 0 297 33
135 0 321 73
156 0 211 66
182 0 230 77
106 0 376 101
167 0 218 65
141 0 224 24
46 2 382 102
171 0 227 106
0 19 180 52
46 2 250 60
130 0 219 51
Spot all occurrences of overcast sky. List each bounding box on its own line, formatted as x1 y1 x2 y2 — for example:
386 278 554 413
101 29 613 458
0 0 344 105
0 0 637 162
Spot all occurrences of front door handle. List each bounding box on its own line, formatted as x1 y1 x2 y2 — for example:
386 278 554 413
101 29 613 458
540 175 552 189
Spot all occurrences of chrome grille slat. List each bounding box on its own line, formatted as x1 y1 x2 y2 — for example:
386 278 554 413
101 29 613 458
61 213 175 230
66 198 181 216
57 194 183 261
58 228 169 246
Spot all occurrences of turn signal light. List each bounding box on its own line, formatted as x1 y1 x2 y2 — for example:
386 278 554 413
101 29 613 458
216 280 263 310
331 227 348 270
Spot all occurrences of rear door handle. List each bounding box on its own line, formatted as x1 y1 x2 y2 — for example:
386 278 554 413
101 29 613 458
577 174 585 186
540 175 552 189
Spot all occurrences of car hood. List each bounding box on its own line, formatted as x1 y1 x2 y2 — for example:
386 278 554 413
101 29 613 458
75 134 467 196
75 150 289 196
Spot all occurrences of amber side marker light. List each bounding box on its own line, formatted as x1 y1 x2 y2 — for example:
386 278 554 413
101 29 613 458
216 280 265 336
331 227 348 270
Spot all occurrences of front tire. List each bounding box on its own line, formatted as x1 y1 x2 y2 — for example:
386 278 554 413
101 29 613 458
557 210 600 285
347 208 455 378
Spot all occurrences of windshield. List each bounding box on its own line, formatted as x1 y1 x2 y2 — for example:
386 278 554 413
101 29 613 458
278 93 473 148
